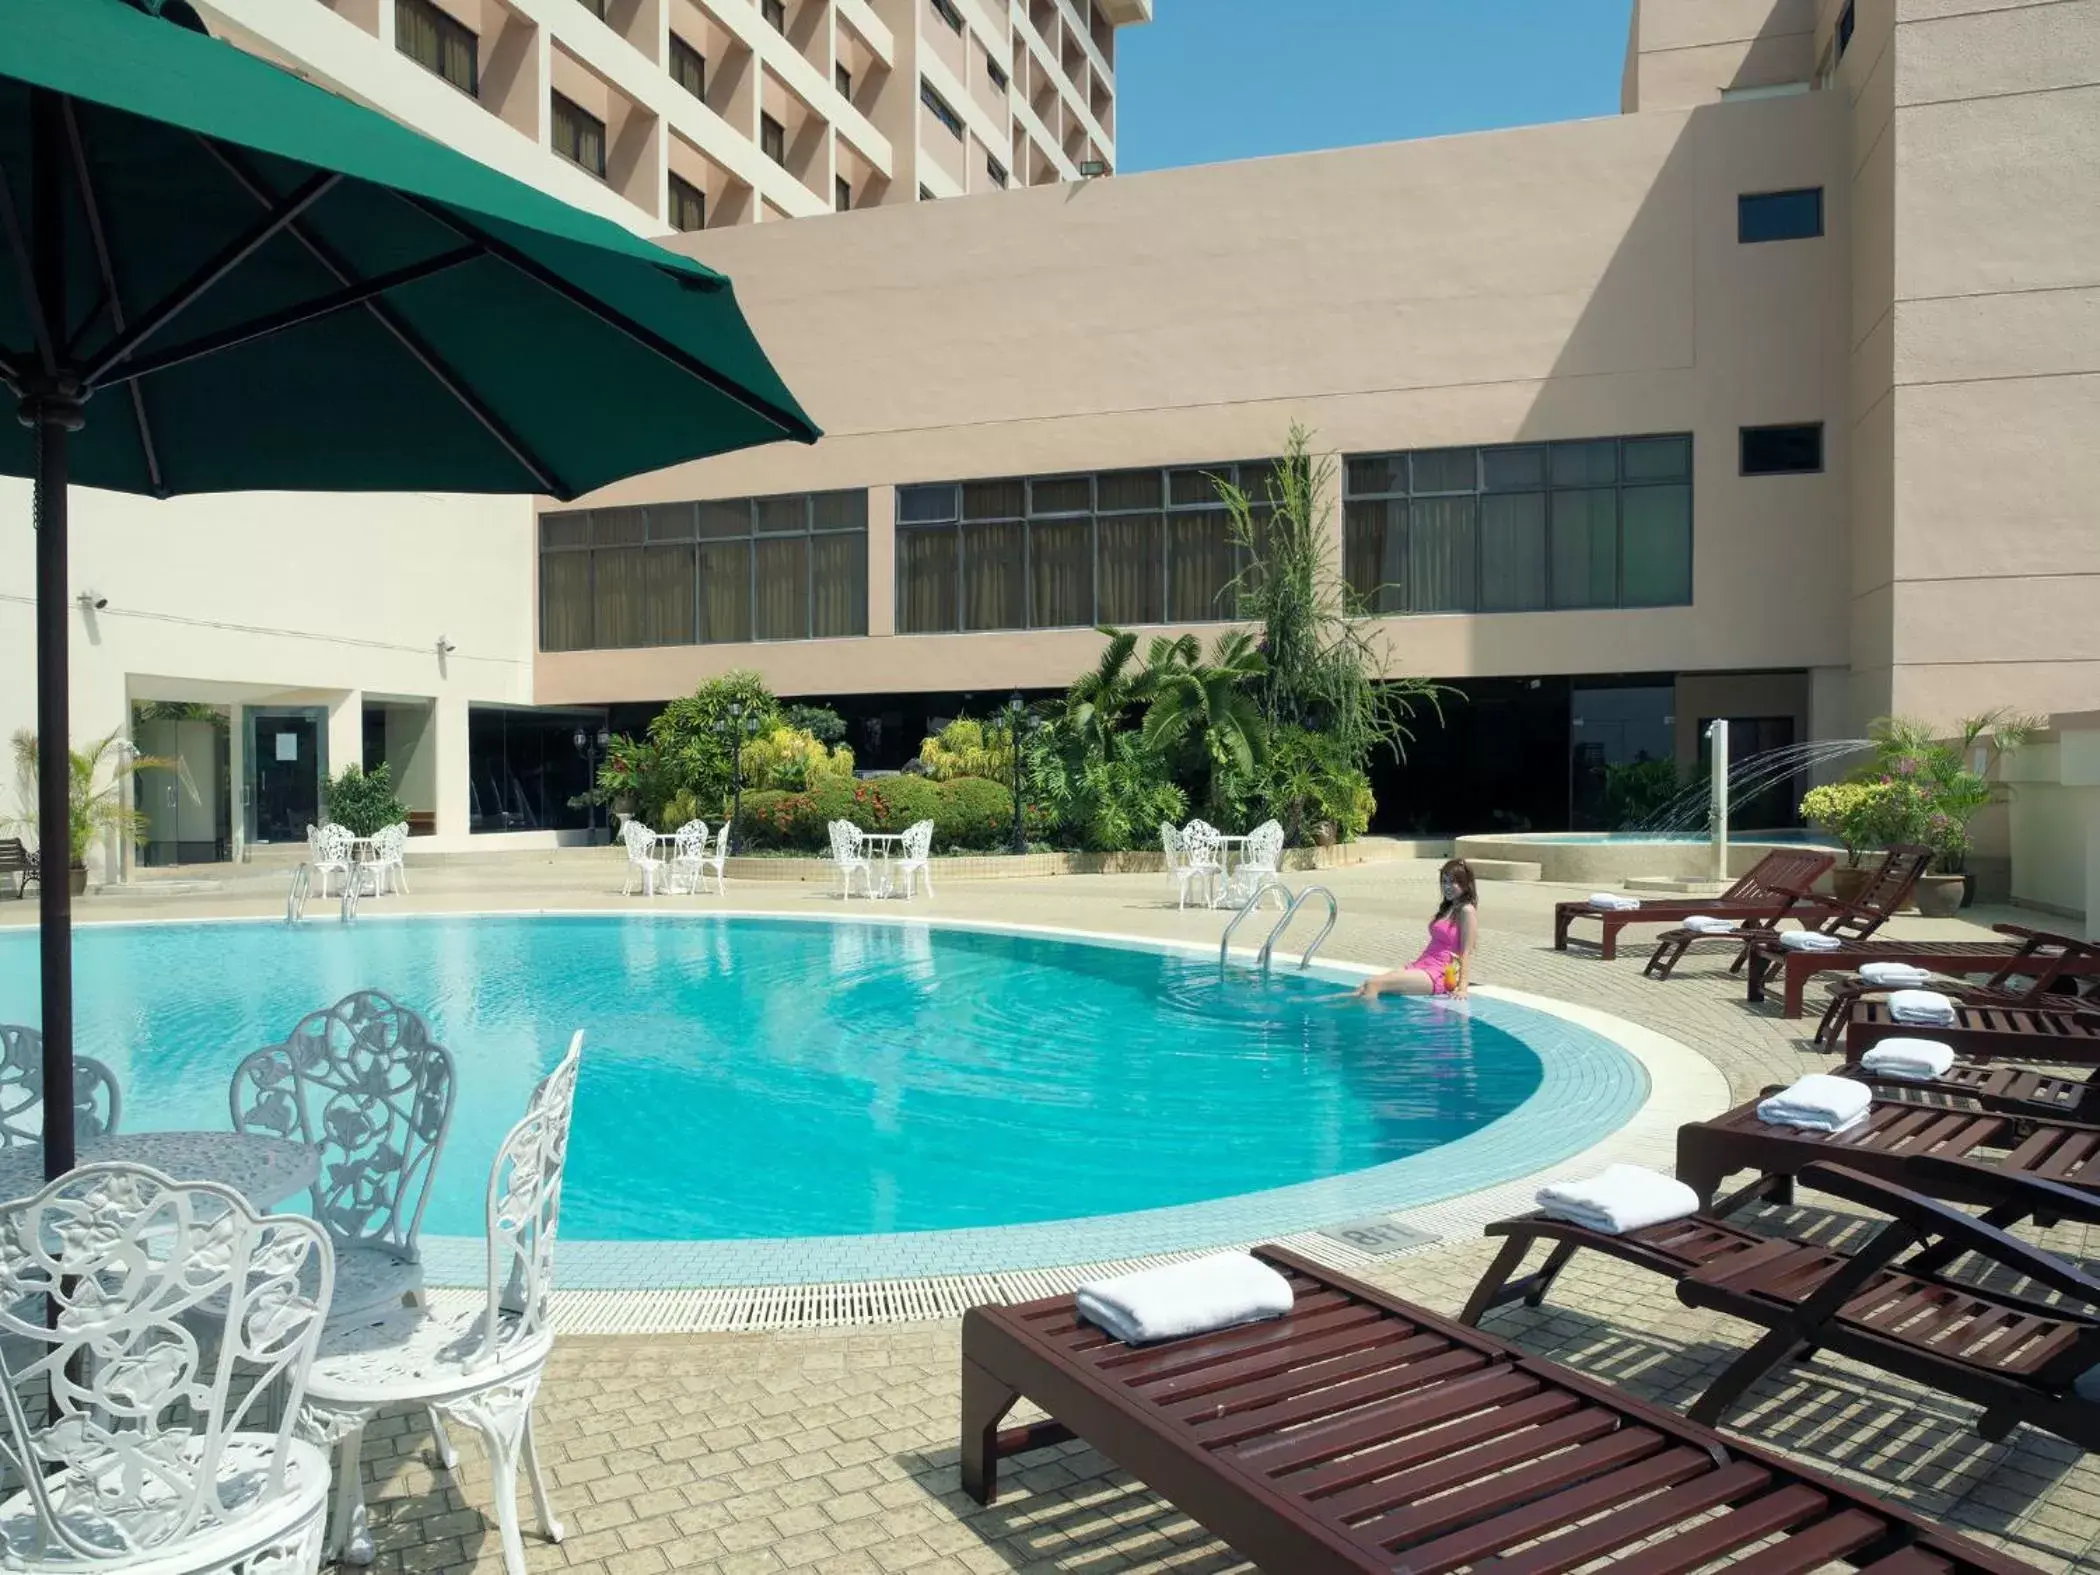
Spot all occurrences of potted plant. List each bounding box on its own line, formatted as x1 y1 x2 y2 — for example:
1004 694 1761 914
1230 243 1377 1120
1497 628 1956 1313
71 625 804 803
320 761 409 838
8 728 180 893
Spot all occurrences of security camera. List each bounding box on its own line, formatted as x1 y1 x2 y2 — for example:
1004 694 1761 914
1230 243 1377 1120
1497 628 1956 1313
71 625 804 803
76 591 108 611
436 636 457 656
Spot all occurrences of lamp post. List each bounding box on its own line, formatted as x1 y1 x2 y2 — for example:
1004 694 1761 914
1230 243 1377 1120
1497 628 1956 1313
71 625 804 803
716 700 760 853
1005 691 1037 857
572 723 609 841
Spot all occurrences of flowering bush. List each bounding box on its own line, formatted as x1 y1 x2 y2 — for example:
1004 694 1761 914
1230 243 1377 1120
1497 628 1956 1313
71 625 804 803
1800 711 2035 874
727 775 1014 852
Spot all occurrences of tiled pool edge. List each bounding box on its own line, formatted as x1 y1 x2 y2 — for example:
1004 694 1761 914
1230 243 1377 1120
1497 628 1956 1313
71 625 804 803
378 907 1731 1322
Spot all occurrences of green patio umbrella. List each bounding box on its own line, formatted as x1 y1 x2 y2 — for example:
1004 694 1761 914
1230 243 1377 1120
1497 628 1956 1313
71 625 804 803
1 0 820 1179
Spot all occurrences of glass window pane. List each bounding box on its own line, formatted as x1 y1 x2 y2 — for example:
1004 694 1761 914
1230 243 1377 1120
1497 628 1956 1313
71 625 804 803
754 495 806 535
963 479 1025 519
895 528 957 633
1479 493 1546 612
810 490 867 532
1481 446 1547 492
591 546 648 647
897 484 959 524
644 544 696 645
1551 440 1617 489
1407 495 1477 612
644 503 694 542
1028 476 1090 516
1409 448 1476 495
592 506 646 546
1095 469 1162 512
1168 509 1237 621
810 532 867 637
1345 455 1402 496
539 552 592 650
1096 514 1164 624
1168 467 1228 506
698 539 752 643
1550 489 1617 608
1343 500 1402 614
696 499 752 539
1235 459 1283 502
1029 520 1093 628
1622 435 1690 482
1740 423 1822 475
1738 187 1823 243
1620 484 1692 606
540 511 589 549
961 521 1026 631
754 536 808 638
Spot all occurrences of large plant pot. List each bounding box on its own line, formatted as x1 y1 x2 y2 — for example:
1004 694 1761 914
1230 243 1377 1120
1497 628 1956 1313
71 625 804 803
67 864 88 897
1829 863 1877 905
1913 873 1965 918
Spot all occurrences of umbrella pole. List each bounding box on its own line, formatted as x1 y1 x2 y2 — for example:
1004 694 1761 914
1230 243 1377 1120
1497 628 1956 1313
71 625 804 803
32 415 75 1184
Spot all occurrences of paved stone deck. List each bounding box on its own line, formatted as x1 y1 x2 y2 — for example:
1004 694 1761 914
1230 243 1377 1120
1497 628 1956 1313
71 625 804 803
8 856 2097 1572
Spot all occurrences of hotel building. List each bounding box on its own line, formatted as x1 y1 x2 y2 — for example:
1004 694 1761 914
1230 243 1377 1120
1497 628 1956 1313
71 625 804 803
2 0 2095 921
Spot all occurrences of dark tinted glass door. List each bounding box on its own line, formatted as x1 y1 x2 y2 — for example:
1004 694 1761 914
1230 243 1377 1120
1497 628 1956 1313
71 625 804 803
249 713 322 843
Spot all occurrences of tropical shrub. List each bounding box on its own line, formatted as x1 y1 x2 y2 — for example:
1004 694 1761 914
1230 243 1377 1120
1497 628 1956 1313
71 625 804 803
936 776 1014 849
872 774 943 833
918 718 1013 783
780 703 847 746
1799 711 2035 873
742 726 854 793
8 728 180 868
321 762 408 838
1603 758 1685 831
1800 781 1878 865
733 788 799 849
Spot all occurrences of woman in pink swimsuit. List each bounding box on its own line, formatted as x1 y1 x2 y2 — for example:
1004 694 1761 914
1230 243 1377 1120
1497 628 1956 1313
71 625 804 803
1357 859 1478 999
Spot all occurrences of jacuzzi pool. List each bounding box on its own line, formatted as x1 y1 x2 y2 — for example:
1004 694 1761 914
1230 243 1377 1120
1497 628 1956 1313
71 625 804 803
1454 831 1840 884
0 913 1647 1283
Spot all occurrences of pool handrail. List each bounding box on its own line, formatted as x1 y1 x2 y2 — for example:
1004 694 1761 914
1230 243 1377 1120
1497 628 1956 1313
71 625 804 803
1219 878 1292 970
1258 886 1338 974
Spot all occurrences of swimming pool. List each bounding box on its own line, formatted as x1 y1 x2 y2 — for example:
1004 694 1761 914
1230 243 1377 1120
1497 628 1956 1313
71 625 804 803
0 914 1645 1282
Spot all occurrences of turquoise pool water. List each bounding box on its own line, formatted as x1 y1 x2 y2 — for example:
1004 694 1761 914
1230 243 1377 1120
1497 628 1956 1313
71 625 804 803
0 915 1564 1243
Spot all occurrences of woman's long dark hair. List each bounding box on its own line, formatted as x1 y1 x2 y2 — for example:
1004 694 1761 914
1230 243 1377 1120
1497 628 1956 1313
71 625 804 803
1435 858 1479 920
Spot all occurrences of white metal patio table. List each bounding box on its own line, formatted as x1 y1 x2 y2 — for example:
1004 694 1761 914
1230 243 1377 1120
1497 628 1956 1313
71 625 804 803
1209 833 1250 905
0 1131 322 1209
858 831 906 896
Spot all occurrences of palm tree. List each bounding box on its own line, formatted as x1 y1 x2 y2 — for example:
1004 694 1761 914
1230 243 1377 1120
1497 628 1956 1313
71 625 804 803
1143 631 1270 810
8 728 184 875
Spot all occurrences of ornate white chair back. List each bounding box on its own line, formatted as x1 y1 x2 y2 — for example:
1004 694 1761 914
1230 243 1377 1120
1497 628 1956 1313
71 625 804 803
310 823 353 864
0 1023 120 1148
478 1033 583 1369
1159 821 1186 874
1182 819 1223 868
619 818 658 861
1243 819 1285 874
827 819 865 867
710 822 731 863
672 820 709 862
230 991 456 1262
901 819 934 862
0 1163 331 1561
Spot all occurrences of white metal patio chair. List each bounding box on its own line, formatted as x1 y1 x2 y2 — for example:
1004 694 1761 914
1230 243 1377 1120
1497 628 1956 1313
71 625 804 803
0 1021 120 1146
0 1163 334 1574
667 819 710 894
695 820 731 895
829 819 874 900
229 990 456 1324
619 817 665 896
307 821 354 898
894 818 936 899
298 1034 583 1575
366 820 410 895
1166 820 1224 910
1222 818 1285 907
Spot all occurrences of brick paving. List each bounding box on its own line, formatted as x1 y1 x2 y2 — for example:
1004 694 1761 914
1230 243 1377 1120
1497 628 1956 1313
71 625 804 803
11 854 2099 1571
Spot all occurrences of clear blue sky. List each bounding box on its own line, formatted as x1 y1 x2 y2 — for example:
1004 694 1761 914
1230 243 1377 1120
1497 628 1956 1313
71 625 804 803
1117 1 1635 173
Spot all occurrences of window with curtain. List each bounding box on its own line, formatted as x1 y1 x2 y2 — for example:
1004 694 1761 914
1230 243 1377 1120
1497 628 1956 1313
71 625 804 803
551 93 605 178
538 490 867 651
396 0 477 95
1342 435 1692 616
892 464 1270 633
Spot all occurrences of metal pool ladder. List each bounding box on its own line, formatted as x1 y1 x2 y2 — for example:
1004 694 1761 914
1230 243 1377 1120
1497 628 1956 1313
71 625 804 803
1220 881 1339 975
286 863 311 924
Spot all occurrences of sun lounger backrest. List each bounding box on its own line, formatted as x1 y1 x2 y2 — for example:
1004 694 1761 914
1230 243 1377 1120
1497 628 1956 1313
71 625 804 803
1727 846 1836 904
1827 843 1933 936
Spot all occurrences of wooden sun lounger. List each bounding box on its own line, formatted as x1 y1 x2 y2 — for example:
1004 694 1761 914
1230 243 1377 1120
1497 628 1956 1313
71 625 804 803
1840 1059 2100 1124
1845 997 2100 1064
1750 934 2100 1021
1810 925 2100 1047
1673 1091 2100 1216
1551 848 1834 961
960 1244 2039 1574
1643 845 1932 987
1461 1164 2100 1447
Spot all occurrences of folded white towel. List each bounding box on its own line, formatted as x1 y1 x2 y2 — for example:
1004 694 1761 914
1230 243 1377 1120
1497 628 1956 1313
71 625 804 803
1779 930 1844 953
1860 1038 1957 1080
1536 1165 1699 1235
1859 962 1935 989
1588 893 1640 910
1682 915 1738 935
1075 1253 1295 1346
1758 1073 1874 1133
1888 988 1958 1027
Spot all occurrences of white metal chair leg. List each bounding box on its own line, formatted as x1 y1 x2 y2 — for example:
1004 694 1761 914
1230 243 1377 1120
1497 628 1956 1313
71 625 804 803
326 1418 375 1566
523 1413 565 1546
428 1406 460 1470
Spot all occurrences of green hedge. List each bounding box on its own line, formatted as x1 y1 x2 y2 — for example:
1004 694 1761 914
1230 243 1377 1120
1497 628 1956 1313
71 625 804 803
731 776 1014 852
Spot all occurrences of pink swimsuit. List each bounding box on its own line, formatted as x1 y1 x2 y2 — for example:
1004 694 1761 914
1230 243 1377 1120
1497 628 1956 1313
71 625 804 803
1409 914 1464 995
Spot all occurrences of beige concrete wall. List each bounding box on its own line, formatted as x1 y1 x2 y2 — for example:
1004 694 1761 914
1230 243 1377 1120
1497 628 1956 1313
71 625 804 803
1626 0 1820 109
2004 720 2100 933
1881 0 2100 724
536 95 1853 705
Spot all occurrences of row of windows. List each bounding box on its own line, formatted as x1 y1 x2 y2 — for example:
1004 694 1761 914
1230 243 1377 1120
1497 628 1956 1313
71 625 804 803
1342 437 1694 616
540 493 869 651
893 465 1279 635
